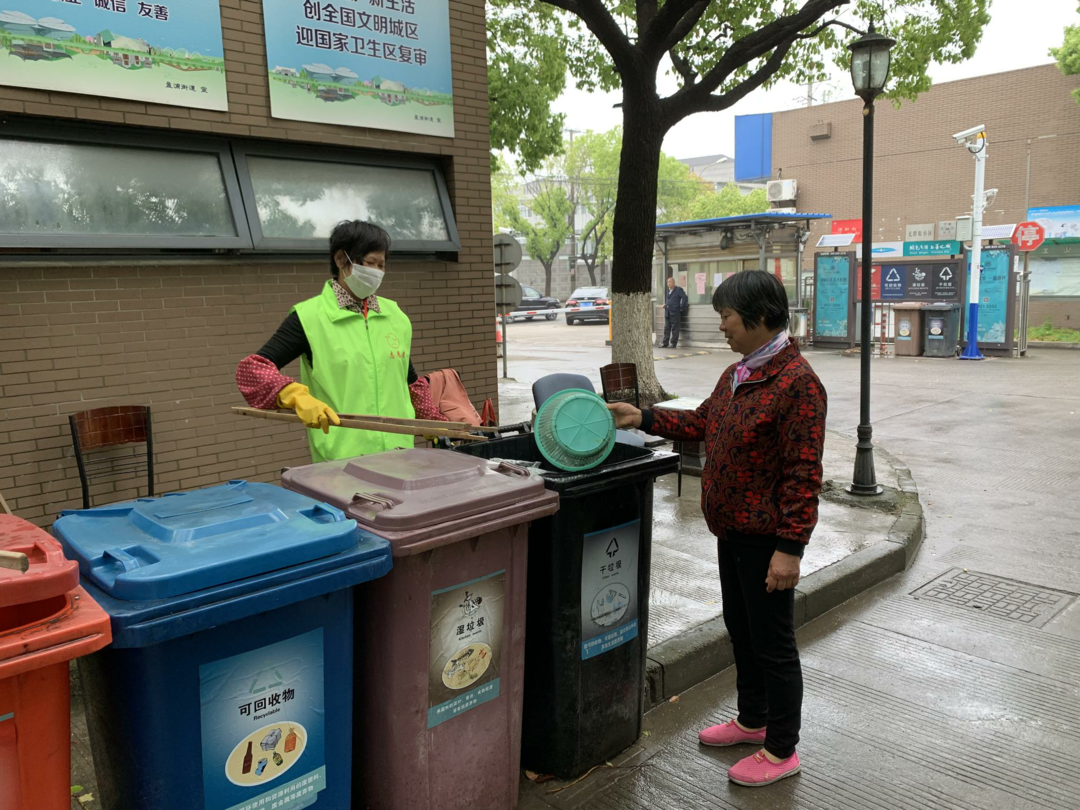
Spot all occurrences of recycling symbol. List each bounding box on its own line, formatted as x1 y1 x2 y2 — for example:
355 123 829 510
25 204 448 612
886 268 901 282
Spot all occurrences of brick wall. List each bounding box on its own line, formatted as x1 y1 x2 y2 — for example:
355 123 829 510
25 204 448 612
772 64 1080 270
0 0 494 525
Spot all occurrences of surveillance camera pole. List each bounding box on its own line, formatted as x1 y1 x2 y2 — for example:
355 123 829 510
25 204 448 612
960 132 988 361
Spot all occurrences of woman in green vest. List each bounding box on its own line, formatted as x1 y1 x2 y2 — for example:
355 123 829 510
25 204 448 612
236 220 446 462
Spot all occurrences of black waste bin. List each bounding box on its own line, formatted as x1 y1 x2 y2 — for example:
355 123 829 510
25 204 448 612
923 302 962 358
455 435 678 778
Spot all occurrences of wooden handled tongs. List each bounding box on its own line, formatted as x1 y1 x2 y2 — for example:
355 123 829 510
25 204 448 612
232 407 492 442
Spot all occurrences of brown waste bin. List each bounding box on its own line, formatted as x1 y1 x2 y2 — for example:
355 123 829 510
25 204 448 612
281 449 559 810
893 302 925 356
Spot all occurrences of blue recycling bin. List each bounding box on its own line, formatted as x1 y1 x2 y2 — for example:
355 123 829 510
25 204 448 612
53 480 392 810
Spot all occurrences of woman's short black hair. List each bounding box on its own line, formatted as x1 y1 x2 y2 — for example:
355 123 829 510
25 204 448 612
712 269 790 331
329 220 392 279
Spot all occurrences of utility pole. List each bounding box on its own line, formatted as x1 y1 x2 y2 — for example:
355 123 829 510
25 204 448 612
954 127 988 361
564 128 582 286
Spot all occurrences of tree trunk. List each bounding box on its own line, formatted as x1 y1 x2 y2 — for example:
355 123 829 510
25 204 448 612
541 261 553 297
611 99 670 406
584 259 597 285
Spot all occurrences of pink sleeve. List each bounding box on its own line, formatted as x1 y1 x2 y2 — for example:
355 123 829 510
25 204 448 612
409 377 449 422
236 354 294 410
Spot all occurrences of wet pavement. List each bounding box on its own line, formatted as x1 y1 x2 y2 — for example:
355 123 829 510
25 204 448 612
66 319 1080 809
507 320 1080 809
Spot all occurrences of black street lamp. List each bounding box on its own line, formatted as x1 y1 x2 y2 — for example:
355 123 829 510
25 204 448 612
847 21 894 497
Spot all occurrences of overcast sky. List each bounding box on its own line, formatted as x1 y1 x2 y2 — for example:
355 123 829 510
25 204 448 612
550 0 1079 160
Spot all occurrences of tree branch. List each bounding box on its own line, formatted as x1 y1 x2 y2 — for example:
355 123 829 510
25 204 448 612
636 0 657 38
796 18 865 40
662 0 847 118
669 47 697 86
642 0 709 54
542 0 637 72
657 0 711 56
696 39 797 113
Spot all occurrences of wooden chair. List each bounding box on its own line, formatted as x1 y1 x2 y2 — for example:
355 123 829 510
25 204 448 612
599 362 640 408
69 405 154 509
599 363 682 495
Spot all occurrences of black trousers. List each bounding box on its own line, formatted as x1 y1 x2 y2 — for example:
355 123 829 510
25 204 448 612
717 536 802 758
662 313 682 347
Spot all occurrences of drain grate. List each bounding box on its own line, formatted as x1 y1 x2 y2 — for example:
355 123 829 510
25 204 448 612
911 568 1076 628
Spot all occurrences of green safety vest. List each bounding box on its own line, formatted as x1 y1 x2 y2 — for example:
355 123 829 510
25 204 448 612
292 282 415 462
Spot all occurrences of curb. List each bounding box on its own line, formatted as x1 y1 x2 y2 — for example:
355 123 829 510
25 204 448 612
653 349 721 362
643 443 924 708
1028 340 1080 350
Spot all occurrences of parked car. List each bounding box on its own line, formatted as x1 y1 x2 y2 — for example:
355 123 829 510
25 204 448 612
565 287 611 325
505 285 561 322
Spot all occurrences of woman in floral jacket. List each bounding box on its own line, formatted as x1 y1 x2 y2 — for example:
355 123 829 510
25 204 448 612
609 270 827 788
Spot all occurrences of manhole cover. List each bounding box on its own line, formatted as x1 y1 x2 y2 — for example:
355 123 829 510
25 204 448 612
911 568 1076 628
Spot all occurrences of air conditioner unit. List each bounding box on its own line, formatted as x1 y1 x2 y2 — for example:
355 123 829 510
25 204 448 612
767 179 797 202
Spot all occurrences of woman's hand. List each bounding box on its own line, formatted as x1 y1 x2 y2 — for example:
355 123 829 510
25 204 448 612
765 550 801 593
607 402 643 430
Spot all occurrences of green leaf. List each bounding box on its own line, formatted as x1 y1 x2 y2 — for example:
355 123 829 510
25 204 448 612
71 786 84 795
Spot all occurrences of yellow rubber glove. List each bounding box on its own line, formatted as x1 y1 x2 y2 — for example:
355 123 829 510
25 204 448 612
277 383 341 434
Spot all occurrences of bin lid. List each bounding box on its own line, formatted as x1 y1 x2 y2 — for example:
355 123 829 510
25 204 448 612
281 449 548 545
0 514 80 608
53 481 362 601
0 585 112 678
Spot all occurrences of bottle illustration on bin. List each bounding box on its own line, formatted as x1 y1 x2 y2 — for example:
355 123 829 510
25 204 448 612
242 741 254 775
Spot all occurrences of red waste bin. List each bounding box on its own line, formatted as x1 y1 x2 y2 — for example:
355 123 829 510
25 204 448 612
282 449 559 810
0 515 111 810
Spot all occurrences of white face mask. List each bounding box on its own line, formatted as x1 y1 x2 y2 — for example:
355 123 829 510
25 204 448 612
342 252 385 299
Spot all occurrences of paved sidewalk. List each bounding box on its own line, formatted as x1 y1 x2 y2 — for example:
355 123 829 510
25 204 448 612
517 346 1080 810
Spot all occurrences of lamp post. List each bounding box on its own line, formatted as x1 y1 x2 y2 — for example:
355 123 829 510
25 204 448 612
847 21 894 497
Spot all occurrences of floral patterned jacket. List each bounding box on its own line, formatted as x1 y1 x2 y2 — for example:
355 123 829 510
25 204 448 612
642 342 827 557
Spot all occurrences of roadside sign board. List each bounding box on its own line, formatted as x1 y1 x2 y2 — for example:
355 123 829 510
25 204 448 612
905 240 960 257
931 263 959 300
906 265 932 299
494 274 522 316
905 223 936 241
880 265 906 299
831 219 863 242
1012 221 1046 252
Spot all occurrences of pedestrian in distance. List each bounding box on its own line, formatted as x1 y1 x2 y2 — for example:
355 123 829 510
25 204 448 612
608 270 827 787
660 276 688 348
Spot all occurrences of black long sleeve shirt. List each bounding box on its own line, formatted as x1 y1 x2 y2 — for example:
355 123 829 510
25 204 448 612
256 310 419 386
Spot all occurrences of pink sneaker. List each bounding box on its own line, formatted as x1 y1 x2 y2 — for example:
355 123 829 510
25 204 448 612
728 749 801 787
698 720 767 747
